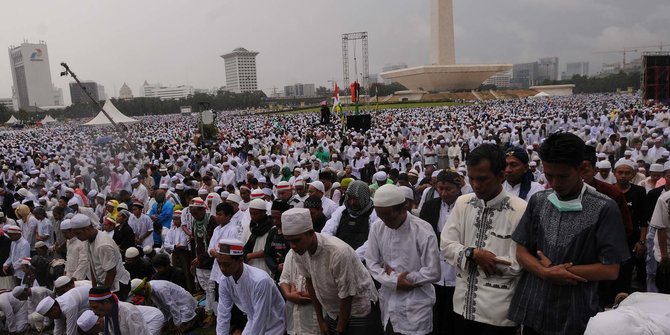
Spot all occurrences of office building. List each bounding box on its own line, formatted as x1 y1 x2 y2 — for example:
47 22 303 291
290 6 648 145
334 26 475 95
69 81 104 104
220 47 259 93
0 98 14 111
562 62 589 80
8 41 63 110
512 62 539 87
538 57 559 82
140 81 194 100
482 71 512 88
284 83 316 97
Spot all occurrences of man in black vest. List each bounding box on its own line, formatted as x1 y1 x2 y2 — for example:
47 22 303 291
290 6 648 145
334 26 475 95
321 180 375 259
420 169 461 335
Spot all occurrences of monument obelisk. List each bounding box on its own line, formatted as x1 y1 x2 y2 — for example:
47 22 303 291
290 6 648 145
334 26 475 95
431 0 456 65
380 0 511 92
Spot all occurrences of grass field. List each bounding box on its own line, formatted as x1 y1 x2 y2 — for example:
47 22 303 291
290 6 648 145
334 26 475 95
274 101 469 115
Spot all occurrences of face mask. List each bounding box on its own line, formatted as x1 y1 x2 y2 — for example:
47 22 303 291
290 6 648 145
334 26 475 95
547 185 586 212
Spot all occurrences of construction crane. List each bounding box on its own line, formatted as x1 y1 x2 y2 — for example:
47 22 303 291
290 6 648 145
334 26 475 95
593 43 668 67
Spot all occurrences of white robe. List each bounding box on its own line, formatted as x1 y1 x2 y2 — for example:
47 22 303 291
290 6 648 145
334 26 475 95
136 305 165 335
0 292 28 333
365 214 441 334
104 302 151 335
441 190 526 327
148 280 196 326
217 264 286 335
4 237 30 280
279 250 318 335
65 238 89 280
54 285 91 335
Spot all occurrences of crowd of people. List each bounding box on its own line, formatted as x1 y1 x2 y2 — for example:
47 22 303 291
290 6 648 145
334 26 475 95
1 92 670 334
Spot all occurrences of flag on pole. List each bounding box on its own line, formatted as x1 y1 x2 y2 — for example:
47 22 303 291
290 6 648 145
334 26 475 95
333 83 342 115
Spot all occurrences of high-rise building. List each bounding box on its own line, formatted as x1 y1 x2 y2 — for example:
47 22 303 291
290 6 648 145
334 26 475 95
284 83 316 97
482 71 512 88
140 81 194 100
119 83 133 99
0 98 14 111
562 62 589 80
69 81 103 104
512 62 539 87
220 47 259 93
8 41 63 110
538 57 559 82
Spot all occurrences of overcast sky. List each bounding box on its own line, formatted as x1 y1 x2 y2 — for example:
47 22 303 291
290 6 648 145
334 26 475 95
2 0 668 105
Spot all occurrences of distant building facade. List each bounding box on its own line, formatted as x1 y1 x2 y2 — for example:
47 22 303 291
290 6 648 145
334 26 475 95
482 71 512 88
140 81 194 100
284 83 315 97
221 47 259 93
70 81 103 104
8 41 63 110
562 62 589 80
512 57 560 88
0 98 14 111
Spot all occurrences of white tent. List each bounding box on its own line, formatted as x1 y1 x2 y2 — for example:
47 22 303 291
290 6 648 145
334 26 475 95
532 91 550 98
41 115 56 123
4 115 19 125
83 100 138 126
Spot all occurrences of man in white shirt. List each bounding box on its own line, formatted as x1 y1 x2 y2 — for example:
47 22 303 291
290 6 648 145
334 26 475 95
131 178 149 208
282 208 381 334
70 214 131 300
129 279 198 333
441 144 526 334
214 238 286 335
503 147 545 202
2 225 30 284
365 184 441 334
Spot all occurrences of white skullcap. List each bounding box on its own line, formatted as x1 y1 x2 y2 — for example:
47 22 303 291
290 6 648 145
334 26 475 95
262 188 273 196
175 184 185 190
624 150 632 156
69 214 91 229
130 278 144 292
54 276 72 289
131 178 139 184
281 208 313 235
641 146 649 150
373 184 406 207
431 170 440 178
650 163 664 173
529 161 537 167
36 296 55 315
11 202 20 209
0 212 3 218
34 241 47 249
596 153 607 159
221 191 230 198
198 189 208 195
596 161 612 169
66 197 79 207
309 181 326 194
125 247 140 258
17 188 30 197
217 238 245 256
664 161 670 172
614 159 636 170
398 186 414 200
77 310 98 332
143 246 154 255
375 171 388 181
87 190 98 198
249 199 267 211
60 219 72 230
12 286 26 298
226 193 242 204
159 183 168 190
